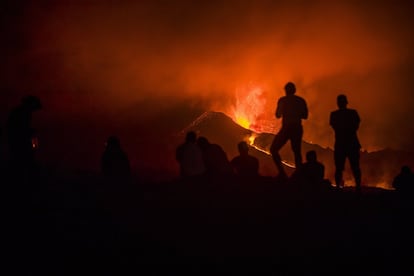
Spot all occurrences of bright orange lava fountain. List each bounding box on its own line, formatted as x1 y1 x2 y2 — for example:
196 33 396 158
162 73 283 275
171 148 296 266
231 84 267 133
230 85 296 169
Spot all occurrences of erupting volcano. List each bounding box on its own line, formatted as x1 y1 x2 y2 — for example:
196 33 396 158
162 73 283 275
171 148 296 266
3 2 414 273
177 103 414 190
230 83 276 134
1 1 414 187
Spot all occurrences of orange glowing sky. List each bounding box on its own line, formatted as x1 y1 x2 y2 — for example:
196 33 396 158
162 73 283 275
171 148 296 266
2 0 414 152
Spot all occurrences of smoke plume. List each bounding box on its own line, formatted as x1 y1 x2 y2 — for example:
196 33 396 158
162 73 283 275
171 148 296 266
2 0 414 152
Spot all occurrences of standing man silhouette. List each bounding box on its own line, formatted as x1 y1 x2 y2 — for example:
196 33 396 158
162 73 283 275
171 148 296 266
101 136 131 182
176 131 206 179
7 96 42 172
329 94 362 191
270 82 308 178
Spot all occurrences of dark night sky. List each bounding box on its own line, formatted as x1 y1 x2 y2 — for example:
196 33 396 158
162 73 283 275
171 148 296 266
1 0 414 158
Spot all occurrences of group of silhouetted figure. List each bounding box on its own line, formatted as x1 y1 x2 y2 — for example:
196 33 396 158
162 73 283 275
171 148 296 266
272 82 363 192
176 81 414 194
176 131 259 181
268 82 363 191
174 82 359 191
2 95 132 184
3 96 42 184
176 128 333 191
2 82 413 195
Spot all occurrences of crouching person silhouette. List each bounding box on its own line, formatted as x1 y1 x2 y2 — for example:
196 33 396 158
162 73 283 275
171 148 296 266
290 150 331 192
392 165 414 196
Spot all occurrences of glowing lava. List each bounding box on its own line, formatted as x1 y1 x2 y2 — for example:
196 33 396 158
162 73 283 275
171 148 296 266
236 116 251 130
231 84 267 132
231 85 297 170
246 133 296 169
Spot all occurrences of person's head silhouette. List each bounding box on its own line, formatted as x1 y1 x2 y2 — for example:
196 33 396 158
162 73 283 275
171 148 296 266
284 82 296 95
185 131 197 143
197 136 210 150
337 94 348 109
401 165 411 175
306 150 317 163
106 136 121 150
21 95 42 111
238 141 249 156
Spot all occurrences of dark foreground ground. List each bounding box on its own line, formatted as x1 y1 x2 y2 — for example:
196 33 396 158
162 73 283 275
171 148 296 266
3 169 414 275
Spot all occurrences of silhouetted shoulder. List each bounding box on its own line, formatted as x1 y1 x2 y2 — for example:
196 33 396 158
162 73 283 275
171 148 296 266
176 141 205 178
201 142 233 176
330 108 359 119
176 143 186 161
278 95 306 107
277 95 308 124
392 166 414 193
231 155 259 177
330 109 360 130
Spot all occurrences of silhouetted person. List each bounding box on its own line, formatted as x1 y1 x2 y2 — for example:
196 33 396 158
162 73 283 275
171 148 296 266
298 150 323 183
197 136 233 177
231 141 259 178
176 131 206 179
392 165 414 194
290 150 331 190
270 82 308 178
330 94 362 191
0 127 2 161
101 136 131 181
6 95 42 177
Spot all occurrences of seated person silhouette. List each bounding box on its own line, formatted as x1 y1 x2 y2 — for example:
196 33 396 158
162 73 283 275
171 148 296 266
290 150 330 190
392 165 414 194
197 136 233 177
231 141 259 178
101 136 131 181
176 131 206 179
6 95 42 174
